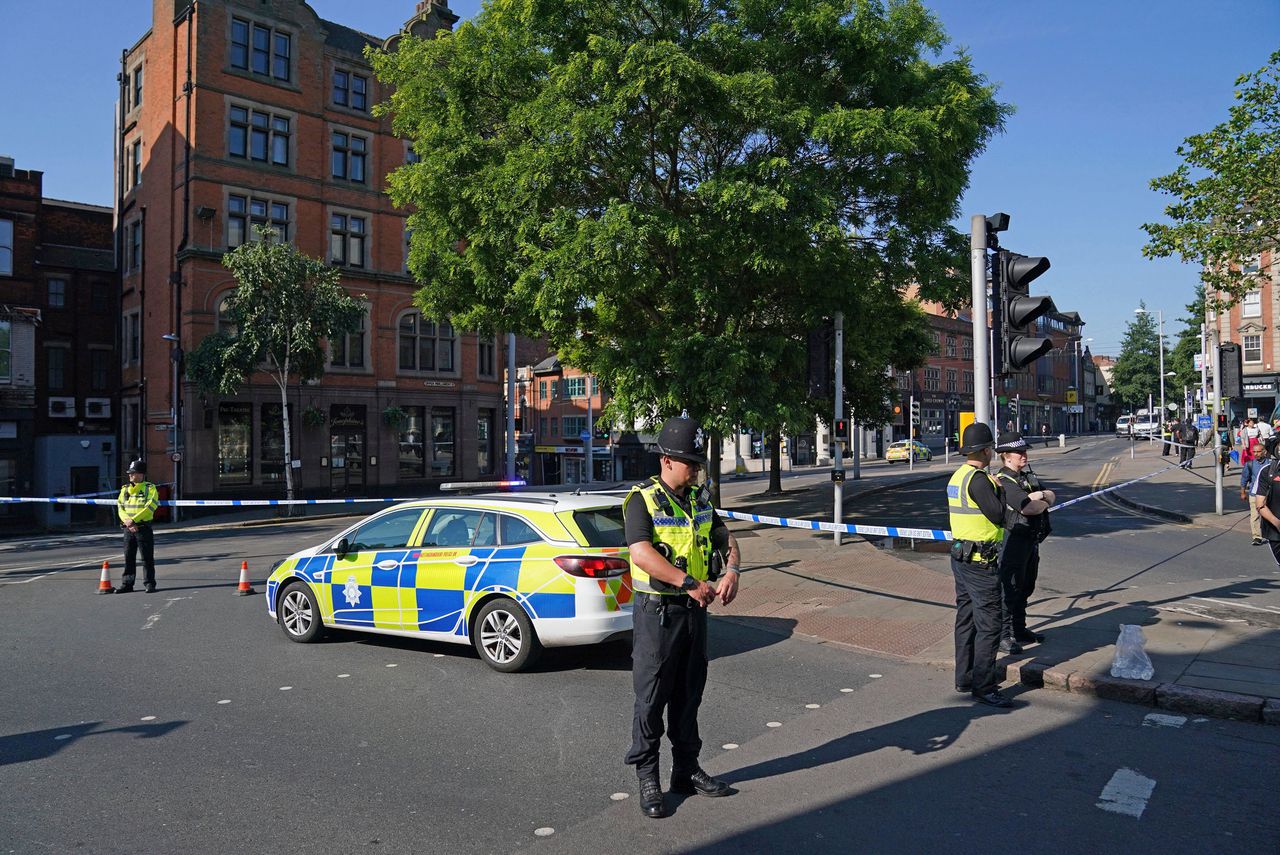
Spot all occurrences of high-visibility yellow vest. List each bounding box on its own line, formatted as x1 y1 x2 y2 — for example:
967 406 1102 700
624 477 714 595
947 465 1003 544
118 482 159 525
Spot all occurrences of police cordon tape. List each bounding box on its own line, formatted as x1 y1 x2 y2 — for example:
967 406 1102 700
0 459 1209 539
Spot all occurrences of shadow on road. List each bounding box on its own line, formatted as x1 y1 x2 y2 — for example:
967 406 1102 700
0 720 187 768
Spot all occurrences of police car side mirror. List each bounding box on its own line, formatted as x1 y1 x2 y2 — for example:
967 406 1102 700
334 538 350 559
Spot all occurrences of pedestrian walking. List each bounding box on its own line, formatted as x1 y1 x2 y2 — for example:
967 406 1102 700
1241 439 1269 546
1179 421 1197 469
993 433 1055 654
116 459 160 593
1251 436 1280 566
946 423 1012 708
623 414 741 818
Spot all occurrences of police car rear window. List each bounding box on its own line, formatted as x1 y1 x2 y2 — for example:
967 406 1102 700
573 507 627 547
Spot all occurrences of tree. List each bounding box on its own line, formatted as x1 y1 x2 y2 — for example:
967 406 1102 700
1109 302 1164 411
371 0 1007 451
1143 50 1280 306
186 229 365 503
1167 283 1205 396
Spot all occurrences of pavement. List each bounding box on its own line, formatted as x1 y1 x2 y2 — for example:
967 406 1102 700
710 438 1280 726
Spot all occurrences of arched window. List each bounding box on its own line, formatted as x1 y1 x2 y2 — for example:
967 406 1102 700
397 312 454 372
216 294 237 337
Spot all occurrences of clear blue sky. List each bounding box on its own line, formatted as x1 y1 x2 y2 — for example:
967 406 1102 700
3 0 1276 354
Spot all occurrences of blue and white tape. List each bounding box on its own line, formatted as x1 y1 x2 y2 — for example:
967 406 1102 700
0 496 414 508
716 509 951 541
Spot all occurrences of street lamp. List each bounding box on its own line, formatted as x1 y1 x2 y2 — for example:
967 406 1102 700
161 332 181 523
1135 308 1166 429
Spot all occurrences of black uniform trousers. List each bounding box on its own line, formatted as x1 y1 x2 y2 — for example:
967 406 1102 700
625 592 708 779
997 533 1039 639
951 555 1002 693
122 524 156 587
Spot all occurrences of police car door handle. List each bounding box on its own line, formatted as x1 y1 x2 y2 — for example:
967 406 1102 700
376 559 400 571
453 555 479 567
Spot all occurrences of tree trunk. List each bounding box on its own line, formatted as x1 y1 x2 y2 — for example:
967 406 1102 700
279 362 295 515
707 431 722 508
767 429 782 494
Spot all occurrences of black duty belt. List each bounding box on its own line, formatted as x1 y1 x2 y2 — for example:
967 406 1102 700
636 591 701 608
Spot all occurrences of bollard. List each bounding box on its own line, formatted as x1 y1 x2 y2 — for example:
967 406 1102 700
1058 433 1066 448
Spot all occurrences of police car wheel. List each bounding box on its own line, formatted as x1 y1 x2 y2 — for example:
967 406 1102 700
279 582 323 643
473 598 541 672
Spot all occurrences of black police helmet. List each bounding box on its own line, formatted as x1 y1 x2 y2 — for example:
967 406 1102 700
1264 434 1280 458
959 423 995 455
127 459 147 475
656 416 706 465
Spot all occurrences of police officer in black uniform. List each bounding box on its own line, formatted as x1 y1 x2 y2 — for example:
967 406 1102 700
623 415 741 818
993 432 1054 653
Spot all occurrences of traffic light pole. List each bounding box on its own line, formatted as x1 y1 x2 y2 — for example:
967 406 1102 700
970 215 993 433
1212 323 1223 516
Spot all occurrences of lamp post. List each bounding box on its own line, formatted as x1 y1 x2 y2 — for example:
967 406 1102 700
1073 336 1093 434
1135 307 1166 428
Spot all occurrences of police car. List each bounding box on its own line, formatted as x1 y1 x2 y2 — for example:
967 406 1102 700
265 491 633 672
886 439 932 462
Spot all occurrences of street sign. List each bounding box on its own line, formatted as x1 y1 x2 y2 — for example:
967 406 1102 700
1067 404 1083 413
579 430 591 441
1066 389 1078 404
1196 414 1212 430
1248 407 1259 419
1193 354 1204 371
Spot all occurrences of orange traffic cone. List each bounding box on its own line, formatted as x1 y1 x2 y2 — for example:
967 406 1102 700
235 560 256 596
97 560 114 595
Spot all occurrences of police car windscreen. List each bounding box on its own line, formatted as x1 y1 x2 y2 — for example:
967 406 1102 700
573 507 627 547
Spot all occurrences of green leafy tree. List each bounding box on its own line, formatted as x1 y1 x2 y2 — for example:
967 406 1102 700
186 229 365 502
1143 50 1280 306
1167 283 1206 394
371 0 1007 471
1109 302 1165 411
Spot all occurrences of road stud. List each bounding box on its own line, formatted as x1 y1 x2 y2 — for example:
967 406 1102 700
235 560 256 596
97 561 113 595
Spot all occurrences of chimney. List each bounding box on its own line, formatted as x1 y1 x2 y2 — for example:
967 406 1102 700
0 156 14 179
406 0 459 39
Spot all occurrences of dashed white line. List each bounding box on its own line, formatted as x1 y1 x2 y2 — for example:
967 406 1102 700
805 703 820 709
869 674 883 679
338 673 351 678
140 716 156 722
610 792 629 801
54 734 73 741
386 663 398 668
534 827 555 837
217 699 231 705
840 688 854 693
1096 768 1156 819
722 743 739 750
279 686 292 691
766 721 781 728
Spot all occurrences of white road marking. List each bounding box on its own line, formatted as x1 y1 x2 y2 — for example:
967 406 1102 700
280 686 292 691
1096 768 1156 819
140 596 191 630
766 721 782 728
869 674 883 679
386 663 398 668
840 688 854 693
0 554 118 585
338 674 351 678
534 828 555 837
805 703 820 709
54 734 73 740
610 793 629 801
140 716 156 722
722 743 739 750
1142 713 1185 729
217 699 231 705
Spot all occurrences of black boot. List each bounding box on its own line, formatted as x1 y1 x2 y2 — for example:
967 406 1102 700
998 637 1023 655
638 773 665 818
671 766 733 797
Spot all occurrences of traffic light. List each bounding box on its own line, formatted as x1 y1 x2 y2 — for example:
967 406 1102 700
910 400 921 422
807 325 831 397
1219 343 1242 399
833 418 848 441
995 249 1056 374
1216 413 1228 430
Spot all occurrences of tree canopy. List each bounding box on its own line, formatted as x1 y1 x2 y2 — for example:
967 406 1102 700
1109 302 1166 411
1143 50 1280 306
186 229 365 500
371 0 1007 434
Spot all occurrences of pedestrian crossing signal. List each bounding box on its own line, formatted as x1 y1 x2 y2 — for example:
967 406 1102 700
834 419 848 440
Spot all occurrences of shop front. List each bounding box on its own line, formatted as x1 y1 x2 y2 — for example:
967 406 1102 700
1240 377 1278 424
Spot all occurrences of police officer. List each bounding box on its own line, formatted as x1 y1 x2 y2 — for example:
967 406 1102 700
623 415 741 818
993 432 1055 654
116 459 160 593
947 423 1012 708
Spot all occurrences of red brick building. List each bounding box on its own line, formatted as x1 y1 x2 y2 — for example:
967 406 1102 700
0 159 118 531
1209 249 1279 420
117 0 509 500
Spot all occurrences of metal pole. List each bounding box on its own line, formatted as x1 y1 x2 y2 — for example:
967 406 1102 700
1199 322 1209 414
1211 321 1223 515
171 350 179 524
908 394 915 472
1158 310 1166 430
970 216 992 433
506 333 516 480
833 312 845 545
585 384 593 485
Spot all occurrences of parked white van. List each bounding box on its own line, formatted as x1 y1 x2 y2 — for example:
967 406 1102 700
1115 415 1133 437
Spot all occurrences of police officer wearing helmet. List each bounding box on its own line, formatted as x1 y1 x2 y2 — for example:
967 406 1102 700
623 414 741 818
947 423 1013 708
116 459 160 593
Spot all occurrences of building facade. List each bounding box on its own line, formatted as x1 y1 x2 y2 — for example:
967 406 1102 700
117 0 513 501
891 304 976 445
0 159 119 531
1208 248 1279 422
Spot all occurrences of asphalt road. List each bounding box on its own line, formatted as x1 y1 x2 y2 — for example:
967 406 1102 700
2 442 1278 853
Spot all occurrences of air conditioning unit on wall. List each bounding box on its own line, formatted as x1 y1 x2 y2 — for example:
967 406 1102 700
48 397 76 418
85 398 112 418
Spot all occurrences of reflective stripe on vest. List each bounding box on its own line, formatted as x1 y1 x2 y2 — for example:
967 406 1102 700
947 466 1003 543
625 478 714 595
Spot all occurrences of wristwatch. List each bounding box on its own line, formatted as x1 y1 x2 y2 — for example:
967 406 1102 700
680 574 699 591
